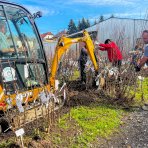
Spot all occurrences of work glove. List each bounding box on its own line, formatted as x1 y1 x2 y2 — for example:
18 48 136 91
94 41 100 48
135 65 141 72
94 41 99 45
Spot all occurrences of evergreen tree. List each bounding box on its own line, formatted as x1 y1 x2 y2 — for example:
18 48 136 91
77 20 82 31
94 19 97 25
77 18 91 31
81 18 87 30
86 19 90 28
110 14 115 18
77 18 89 31
99 15 104 22
67 19 77 35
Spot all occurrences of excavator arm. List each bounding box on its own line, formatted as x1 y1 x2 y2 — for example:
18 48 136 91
50 30 99 88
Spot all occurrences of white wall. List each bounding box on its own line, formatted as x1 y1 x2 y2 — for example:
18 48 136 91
86 18 148 51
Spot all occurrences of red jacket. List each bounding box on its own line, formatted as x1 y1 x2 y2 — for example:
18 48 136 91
99 42 123 62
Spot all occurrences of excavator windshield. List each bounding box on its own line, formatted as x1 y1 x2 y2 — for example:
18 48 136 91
0 4 43 59
0 2 48 93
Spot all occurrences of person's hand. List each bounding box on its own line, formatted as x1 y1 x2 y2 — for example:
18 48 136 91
9 48 15 52
135 65 141 72
94 41 100 45
98 45 103 48
94 41 100 49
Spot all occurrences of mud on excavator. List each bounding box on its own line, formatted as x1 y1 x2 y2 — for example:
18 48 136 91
0 1 99 133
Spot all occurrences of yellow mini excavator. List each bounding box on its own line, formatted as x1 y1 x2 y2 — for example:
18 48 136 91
0 1 98 132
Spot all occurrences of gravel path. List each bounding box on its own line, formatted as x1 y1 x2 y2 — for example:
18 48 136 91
98 110 148 148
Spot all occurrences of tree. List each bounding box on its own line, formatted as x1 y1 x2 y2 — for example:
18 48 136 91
77 18 90 31
67 19 77 35
77 20 83 31
99 15 104 22
110 14 115 18
81 18 88 30
94 19 98 25
86 19 90 28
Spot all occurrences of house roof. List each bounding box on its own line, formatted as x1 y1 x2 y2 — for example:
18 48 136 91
40 32 53 39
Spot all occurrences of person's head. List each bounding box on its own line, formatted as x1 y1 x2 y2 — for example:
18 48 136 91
81 42 87 50
142 30 148 44
0 20 7 34
104 39 111 44
84 45 87 49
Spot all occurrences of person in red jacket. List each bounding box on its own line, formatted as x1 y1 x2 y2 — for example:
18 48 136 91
97 39 123 68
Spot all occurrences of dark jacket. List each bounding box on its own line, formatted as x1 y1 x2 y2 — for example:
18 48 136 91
79 47 88 65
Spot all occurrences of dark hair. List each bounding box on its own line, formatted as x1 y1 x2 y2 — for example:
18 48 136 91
142 30 148 34
104 39 111 44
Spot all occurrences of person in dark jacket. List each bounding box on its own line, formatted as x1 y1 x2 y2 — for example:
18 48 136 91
97 39 123 68
79 45 88 83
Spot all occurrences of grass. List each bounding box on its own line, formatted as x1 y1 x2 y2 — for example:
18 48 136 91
59 69 80 85
69 69 80 81
0 139 15 148
56 104 124 147
130 77 148 106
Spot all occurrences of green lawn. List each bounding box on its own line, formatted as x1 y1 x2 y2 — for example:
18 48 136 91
55 104 124 147
130 77 148 106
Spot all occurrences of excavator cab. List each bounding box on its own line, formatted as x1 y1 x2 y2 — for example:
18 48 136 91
0 1 54 132
0 2 48 98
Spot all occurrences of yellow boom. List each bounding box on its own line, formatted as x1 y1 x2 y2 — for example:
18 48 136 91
50 30 99 88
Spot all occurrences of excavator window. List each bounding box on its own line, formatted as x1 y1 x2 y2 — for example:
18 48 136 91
0 4 48 93
16 63 46 88
0 5 43 59
0 6 15 58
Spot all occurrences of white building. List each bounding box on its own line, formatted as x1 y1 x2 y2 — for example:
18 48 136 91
86 17 148 51
41 32 54 41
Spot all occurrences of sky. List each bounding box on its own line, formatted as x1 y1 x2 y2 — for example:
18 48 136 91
10 0 148 35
